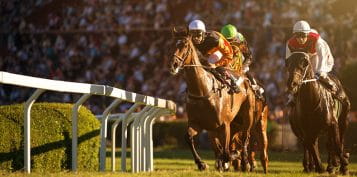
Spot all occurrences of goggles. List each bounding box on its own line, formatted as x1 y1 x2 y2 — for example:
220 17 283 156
189 30 204 37
295 32 308 38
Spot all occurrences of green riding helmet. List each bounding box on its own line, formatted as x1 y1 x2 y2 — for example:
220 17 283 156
221 24 238 40
221 24 245 42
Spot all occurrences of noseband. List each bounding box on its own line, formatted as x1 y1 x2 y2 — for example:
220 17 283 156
173 43 192 68
172 38 209 71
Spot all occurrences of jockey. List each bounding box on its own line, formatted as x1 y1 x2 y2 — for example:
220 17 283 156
221 24 264 98
286 20 347 104
188 20 240 93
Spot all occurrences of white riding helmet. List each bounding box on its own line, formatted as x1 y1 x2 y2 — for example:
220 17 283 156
188 20 206 32
293 20 311 33
310 28 318 34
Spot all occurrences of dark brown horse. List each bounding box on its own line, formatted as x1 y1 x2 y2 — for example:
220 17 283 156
169 28 255 171
230 94 269 173
285 52 350 175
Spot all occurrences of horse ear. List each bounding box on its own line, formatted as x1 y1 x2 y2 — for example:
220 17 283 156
186 26 189 36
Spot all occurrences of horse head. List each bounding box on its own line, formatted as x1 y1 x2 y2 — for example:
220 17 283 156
285 52 313 94
169 27 193 75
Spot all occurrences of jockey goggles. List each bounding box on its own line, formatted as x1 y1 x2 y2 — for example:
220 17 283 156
189 30 204 37
295 32 308 38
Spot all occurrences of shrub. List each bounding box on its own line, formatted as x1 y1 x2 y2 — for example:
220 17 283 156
0 103 100 172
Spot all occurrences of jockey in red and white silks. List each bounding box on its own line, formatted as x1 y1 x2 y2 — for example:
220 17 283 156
286 22 334 78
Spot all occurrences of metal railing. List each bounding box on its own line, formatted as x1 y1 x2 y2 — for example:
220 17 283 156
0 71 176 173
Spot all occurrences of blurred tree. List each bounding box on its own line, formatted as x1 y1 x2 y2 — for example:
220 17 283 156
340 60 357 111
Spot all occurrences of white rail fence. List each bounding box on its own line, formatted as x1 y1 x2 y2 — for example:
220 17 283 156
0 71 176 173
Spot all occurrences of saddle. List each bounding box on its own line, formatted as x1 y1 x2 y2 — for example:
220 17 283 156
206 68 240 94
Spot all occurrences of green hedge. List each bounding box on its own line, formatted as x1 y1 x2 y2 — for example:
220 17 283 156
0 103 100 172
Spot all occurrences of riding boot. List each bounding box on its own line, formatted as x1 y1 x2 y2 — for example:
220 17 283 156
246 72 264 99
216 66 240 93
228 74 240 93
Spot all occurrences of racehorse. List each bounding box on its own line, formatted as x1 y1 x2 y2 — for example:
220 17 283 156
230 93 269 173
169 27 255 171
285 52 350 175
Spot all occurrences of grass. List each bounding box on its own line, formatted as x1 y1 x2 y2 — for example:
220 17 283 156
2 147 357 177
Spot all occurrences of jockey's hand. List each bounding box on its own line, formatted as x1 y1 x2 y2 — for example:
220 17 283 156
243 65 249 73
315 72 327 79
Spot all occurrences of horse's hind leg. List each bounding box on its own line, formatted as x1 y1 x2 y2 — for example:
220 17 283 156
338 102 350 175
331 123 349 175
256 105 269 173
302 146 310 173
185 126 207 171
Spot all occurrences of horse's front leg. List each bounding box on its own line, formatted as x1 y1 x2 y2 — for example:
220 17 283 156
306 138 324 173
223 122 232 164
185 126 207 171
326 128 338 174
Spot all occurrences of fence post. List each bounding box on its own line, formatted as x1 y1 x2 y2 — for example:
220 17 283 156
24 89 46 174
72 94 91 172
99 98 122 171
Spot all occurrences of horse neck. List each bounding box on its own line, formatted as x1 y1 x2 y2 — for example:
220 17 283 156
184 44 212 96
298 65 321 105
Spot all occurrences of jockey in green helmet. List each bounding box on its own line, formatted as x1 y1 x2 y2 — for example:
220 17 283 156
221 24 264 99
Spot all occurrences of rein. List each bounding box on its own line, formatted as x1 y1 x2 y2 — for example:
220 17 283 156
173 37 218 99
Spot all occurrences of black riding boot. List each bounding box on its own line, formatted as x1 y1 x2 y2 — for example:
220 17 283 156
216 67 240 93
228 74 240 93
246 72 263 99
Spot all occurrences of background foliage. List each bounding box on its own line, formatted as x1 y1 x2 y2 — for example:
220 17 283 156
0 103 100 172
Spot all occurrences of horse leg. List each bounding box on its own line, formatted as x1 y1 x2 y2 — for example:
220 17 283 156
214 123 231 171
248 140 256 172
185 126 207 171
331 123 349 175
306 138 324 173
208 131 228 172
302 145 310 173
240 131 251 172
230 132 241 171
327 128 337 174
256 106 269 173
338 102 350 175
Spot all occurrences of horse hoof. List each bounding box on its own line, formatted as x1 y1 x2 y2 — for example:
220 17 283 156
223 162 230 171
198 162 208 171
215 160 224 172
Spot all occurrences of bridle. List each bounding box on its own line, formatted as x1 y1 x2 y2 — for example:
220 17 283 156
172 37 209 72
288 52 317 93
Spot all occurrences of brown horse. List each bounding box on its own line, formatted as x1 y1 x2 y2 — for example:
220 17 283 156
230 94 269 173
285 52 350 175
169 28 255 171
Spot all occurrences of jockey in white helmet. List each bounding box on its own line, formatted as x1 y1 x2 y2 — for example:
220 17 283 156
188 20 241 93
286 20 348 105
